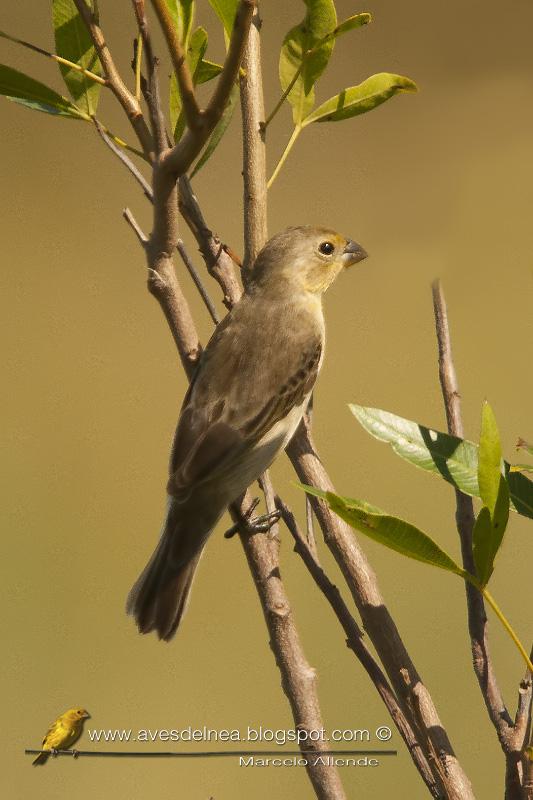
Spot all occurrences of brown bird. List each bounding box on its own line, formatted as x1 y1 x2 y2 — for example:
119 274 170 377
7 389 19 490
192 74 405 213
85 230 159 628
32 707 90 765
127 226 367 640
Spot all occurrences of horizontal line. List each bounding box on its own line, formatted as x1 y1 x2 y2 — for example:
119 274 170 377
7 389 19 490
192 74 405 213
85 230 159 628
25 749 397 759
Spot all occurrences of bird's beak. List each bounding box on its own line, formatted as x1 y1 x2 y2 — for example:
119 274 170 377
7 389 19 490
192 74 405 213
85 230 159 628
342 239 368 268
82 712 91 719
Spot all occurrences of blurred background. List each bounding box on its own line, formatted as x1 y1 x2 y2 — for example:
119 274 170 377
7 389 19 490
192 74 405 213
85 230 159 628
2 1 533 797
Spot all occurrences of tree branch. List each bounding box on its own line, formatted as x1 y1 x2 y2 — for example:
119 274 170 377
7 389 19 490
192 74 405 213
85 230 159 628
276 498 442 799
149 0 200 129
160 0 255 177
432 279 533 799
178 177 242 310
73 0 154 158
132 1 167 153
239 7 267 276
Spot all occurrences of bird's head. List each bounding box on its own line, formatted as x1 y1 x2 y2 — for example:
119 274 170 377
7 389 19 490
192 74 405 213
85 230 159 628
251 226 367 295
64 708 91 722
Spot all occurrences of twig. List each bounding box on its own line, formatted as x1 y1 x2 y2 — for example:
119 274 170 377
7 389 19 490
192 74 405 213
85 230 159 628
0 30 106 85
95 125 219 329
276 498 442 799
134 35 143 102
304 398 318 559
176 240 220 325
123 207 148 246
149 0 201 129
94 118 153 200
131 1 167 154
178 177 242 310
73 0 153 158
239 8 267 276
432 279 532 796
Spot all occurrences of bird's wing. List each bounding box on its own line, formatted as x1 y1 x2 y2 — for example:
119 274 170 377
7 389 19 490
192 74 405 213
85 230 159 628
41 720 59 747
168 297 322 496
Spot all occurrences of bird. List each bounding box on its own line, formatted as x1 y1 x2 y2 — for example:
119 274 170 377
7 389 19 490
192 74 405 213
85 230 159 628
32 707 90 765
127 225 367 640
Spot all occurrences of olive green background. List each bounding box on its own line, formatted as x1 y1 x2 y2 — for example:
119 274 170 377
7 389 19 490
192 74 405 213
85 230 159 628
2 1 532 798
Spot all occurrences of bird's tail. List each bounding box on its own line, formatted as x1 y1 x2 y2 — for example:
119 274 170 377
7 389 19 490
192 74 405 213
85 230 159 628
32 751 50 766
126 499 206 641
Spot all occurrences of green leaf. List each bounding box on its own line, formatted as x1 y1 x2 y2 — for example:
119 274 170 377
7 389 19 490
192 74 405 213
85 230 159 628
299 485 466 577
350 404 533 520
302 72 417 125
169 26 208 142
473 476 509 587
478 401 502 514
196 58 223 83
473 506 494 586
279 0 337 125
164 0 195 49
0 63 87 118
332 13 372 37
191 82 238 176
208 0 239 36
52 0 102 116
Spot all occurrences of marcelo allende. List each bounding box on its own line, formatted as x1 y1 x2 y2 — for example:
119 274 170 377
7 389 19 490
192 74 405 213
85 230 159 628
239 756 379 767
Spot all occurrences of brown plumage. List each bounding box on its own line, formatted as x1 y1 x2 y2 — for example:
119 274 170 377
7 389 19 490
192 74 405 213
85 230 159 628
127 226 367 640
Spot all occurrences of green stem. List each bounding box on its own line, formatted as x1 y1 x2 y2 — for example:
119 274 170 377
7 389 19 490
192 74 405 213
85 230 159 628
267 125 301 188
92 117 148 161
263 64 303 129
1 31 106 86
464 573 533 673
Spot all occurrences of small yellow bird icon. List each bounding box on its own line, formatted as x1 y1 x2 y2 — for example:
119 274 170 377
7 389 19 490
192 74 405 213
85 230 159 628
32 707 90 766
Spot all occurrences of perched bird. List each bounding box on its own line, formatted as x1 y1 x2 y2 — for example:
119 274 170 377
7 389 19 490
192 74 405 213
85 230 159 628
32 707 90 765
127 226 367 640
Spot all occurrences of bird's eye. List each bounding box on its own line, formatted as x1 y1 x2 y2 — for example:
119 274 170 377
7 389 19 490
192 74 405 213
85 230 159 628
318 241 335 256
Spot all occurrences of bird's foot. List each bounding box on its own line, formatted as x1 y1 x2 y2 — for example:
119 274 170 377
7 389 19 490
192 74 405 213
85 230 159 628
72 749 80 759
225 498 281 539
51 748 59 758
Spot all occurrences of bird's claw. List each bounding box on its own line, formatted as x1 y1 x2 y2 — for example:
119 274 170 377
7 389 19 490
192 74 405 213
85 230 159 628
72 749 80 759
247 509 281 535
51 748 59 758
224 500 281 539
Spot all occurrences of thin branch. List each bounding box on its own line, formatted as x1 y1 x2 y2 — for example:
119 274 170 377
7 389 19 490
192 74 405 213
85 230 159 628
1 29 107 85
94 118 153 199
176 240 220 325
432 281 514 725
432 279 531 797
73 0 154 159
96 127 219 329
276 498 442 799
149 0 201 129
229 496 348 800
178 177 242 309
134 35 143 102
131 1 167 154
239 7 267 275
123 207 148 246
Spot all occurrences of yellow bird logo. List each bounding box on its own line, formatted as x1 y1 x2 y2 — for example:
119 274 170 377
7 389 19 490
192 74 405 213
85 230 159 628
32 707 90 766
